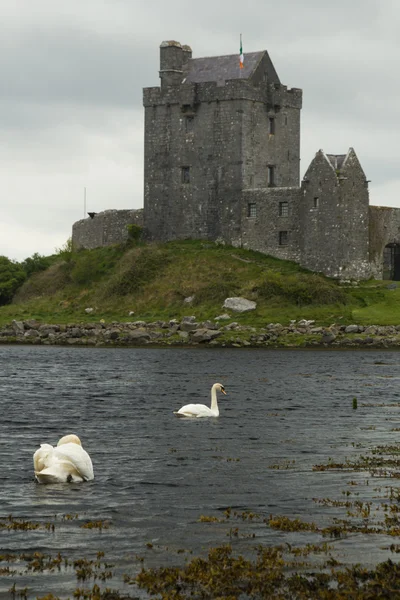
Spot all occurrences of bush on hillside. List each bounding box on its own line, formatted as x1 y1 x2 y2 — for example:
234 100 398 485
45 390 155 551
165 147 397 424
12 262 71 303
257 271 348 306
0 256 26 305
101 246 169 297
20 252 54 277
194 272 242 304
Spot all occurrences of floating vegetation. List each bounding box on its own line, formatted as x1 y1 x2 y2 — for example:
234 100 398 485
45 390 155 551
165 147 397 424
0 515 47 531
132 543 400 599
80 520 110 530
268 459 296 470
268 515 318 532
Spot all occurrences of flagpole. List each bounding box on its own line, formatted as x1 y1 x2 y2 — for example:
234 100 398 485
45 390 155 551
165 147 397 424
239 33 243 77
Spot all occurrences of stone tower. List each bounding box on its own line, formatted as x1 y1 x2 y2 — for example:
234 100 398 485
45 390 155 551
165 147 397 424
143 41 302 245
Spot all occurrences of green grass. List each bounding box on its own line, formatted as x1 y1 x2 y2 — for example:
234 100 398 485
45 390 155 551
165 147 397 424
0 239 399 327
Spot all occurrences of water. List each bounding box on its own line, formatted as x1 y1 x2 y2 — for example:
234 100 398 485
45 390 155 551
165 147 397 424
1 345 400 598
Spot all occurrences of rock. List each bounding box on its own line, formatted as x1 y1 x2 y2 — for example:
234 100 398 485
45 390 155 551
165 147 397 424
321 332 336 344
387 283 397 290
345 325 360 333
223 297 256 312
199 320 218 330
190 329 222 343
11 320 25 335
24 319 39 329
68 327 83 338
223 322 239 330
128 311 135 316
181 315 197 323
364 326 377 335
178 331 189 339
24 329 40 339
85 308 94 314
184 296 195 304
125 329 151 343
180 320 199 332
214 313 231 320
297 319 315 327
103 329 120 340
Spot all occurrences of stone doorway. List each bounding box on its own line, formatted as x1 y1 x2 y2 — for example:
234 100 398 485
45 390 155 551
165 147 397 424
383 243 400 280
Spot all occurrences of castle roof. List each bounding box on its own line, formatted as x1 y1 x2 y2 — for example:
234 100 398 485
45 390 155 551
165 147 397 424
326 154 347 170
182 51 265 85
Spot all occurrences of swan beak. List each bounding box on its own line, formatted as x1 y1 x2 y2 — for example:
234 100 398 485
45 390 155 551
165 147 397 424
221 388 227 395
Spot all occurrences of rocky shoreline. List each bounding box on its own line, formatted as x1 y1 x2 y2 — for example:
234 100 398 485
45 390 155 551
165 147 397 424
2 316 400 349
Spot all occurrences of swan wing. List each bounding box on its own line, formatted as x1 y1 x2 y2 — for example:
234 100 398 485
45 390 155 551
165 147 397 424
53 443 94 481
174 403 215 418
33 444 54 473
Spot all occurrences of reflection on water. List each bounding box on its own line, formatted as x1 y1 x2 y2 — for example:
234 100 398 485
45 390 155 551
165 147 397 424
1 345 400 597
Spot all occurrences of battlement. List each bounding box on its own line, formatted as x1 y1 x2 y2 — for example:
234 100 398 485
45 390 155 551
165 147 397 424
143 79 302 109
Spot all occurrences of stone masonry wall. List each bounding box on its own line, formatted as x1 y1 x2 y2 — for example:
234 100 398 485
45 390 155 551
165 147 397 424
369 206 400 278
72 209 143 250
241 187 302 262
299 150 370 279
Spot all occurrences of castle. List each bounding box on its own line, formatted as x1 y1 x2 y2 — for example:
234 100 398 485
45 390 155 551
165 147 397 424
72 41 400 281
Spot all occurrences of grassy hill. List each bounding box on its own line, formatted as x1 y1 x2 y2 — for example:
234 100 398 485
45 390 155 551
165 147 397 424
1 239 399 327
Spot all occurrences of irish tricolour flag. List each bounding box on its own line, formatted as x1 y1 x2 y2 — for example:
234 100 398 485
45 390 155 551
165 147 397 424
239 34 244 69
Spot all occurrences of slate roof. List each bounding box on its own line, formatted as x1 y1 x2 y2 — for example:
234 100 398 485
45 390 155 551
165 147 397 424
182 51 265 85
326 154 346 170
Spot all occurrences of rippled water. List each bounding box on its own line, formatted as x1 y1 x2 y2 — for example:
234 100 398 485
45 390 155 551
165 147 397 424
1 345 400 598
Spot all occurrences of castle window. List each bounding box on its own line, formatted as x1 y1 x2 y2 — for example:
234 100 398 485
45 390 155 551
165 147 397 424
185 116 194 133
248 203 257 218
313 196 319 208
181 167 190 184
269 118 275 135
279 201 289 217
267 166 275 187
279 231 288 246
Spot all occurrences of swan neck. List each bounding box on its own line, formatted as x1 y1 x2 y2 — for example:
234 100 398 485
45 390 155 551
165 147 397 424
210 385 219 412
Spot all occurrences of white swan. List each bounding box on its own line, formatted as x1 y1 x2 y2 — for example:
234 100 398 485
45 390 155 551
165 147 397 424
33 434 94 484
174 383 227 418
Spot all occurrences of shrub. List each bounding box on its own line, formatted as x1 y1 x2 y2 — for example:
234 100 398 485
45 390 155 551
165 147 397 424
20 252 54 277
0 256 26 305
257 271 348 306
126 224 143 245
194 272 242 304
101 246 169 296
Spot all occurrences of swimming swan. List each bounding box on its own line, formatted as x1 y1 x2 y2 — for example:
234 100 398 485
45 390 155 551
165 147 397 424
174 383 227 418
33 434 94 484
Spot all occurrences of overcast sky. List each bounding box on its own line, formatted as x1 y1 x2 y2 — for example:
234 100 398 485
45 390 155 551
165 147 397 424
1 0 399 261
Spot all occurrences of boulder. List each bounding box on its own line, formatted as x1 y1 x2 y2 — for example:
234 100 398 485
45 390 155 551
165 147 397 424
126 329 151 343
345 325 360 333
223 297 256 312
190 329 222 343
11 320 25 335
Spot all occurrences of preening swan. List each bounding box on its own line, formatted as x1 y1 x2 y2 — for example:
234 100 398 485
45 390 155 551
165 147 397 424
174 383 227 418
33 434 94 484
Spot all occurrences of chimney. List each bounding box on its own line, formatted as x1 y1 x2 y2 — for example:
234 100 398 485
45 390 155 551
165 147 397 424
159 40 183 89
182 44 192 67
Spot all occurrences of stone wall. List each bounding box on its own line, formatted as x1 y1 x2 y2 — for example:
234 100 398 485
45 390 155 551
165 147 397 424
299 149 370 279
241 187 302 262
369 206 400 279
72 209 143 250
